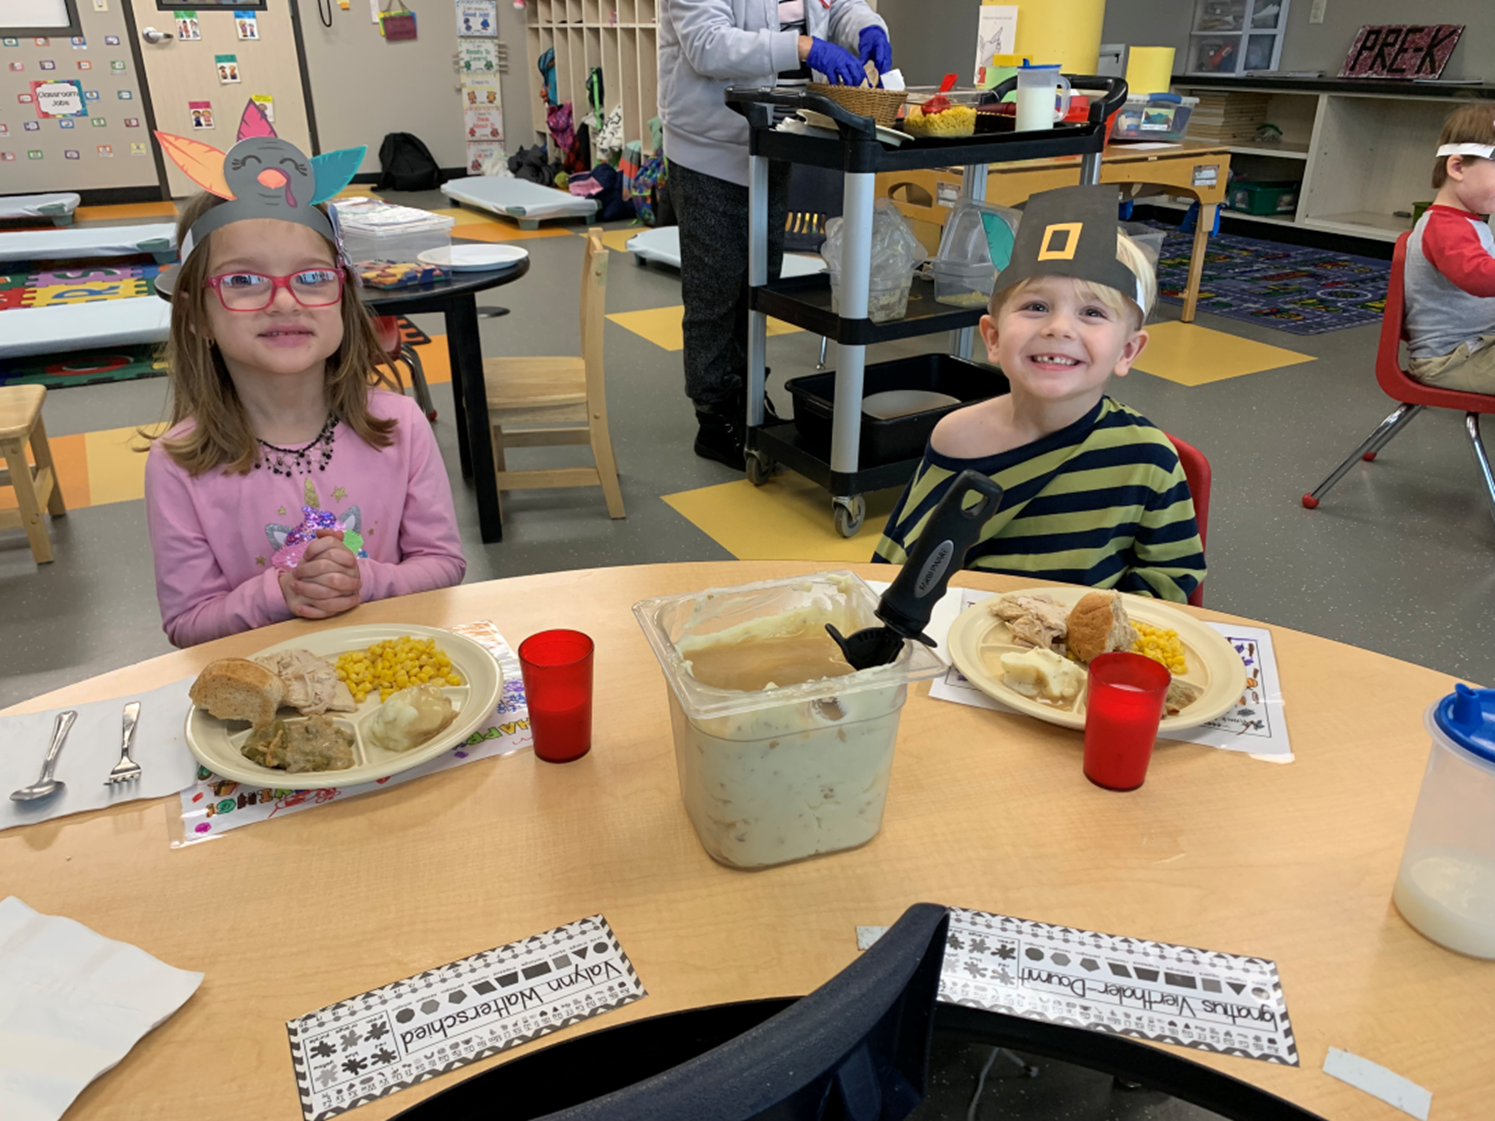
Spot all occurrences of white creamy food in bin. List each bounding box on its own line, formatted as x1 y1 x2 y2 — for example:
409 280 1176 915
634 573 944 870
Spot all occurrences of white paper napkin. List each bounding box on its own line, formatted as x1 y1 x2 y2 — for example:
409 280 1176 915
0 896 204 1121
1 678 201 832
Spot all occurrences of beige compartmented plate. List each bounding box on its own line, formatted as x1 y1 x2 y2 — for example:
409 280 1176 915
946 588 1245 732
185 623 501 788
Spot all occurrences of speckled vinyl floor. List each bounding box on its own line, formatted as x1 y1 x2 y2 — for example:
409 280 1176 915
2 194 1490 718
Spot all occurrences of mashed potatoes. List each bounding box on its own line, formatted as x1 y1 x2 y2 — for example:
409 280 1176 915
367 682 457 753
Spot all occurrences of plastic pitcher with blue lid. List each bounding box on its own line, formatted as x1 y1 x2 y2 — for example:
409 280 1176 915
1392 684 1495 958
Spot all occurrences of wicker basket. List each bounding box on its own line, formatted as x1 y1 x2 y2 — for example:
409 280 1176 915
806 83 908 128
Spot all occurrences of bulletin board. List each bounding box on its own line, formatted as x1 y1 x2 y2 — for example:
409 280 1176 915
0 1 159 193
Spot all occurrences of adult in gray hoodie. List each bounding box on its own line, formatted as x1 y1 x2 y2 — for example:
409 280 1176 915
659 0 890 469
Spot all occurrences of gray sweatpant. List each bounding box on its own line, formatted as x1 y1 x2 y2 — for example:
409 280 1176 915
670 159 791 415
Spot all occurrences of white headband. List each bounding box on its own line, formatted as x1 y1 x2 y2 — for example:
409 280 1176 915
1438 143 1495 160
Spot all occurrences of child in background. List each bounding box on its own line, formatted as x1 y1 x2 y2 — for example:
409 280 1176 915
1405 103 1495 393
874 185 1205 603
144 106 465 646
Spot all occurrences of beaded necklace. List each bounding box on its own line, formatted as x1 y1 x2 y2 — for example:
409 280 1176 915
254 415 338 477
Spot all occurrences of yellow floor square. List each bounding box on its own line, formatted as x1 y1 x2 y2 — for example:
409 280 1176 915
75 201 179 223
84 422 165 507
607 305 801 352
452 222 575 243
428 206 499 227
1134 321 1315 387
663 473 899 563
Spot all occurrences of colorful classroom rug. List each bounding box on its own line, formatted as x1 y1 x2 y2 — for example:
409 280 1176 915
0 259 163 310
1150 223 1391 336
0 343 166 389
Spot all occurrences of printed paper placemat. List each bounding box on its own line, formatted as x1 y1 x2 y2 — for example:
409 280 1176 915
938 908 1297 1065
172 621 531 844
286 914 645 1121
928 588 1293 762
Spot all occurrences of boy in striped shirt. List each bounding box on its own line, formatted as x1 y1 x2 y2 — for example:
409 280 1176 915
874 185 1206 603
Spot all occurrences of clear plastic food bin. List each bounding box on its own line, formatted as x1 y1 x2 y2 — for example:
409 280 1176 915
633 572 944 869
331 197 455 286
1392 685 1495 959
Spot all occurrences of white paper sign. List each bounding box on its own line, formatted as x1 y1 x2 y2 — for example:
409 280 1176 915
906 908 1298 1065
34 79 84 116
455 0 497 37
974 4 1018 84
286 914 645 1121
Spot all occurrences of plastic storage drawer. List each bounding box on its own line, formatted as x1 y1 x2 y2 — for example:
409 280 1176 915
1110 95 1198 143
785 354 1006 466
1227 181 1299 215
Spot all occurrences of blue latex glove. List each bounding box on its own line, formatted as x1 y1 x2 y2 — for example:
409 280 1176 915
858 26 893 78
806 37 866 87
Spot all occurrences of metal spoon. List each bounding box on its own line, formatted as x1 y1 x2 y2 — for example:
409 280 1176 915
10 710 78 803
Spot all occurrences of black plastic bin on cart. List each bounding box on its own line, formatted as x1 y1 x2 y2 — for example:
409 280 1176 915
726 75 1127 536
785 354 1006 467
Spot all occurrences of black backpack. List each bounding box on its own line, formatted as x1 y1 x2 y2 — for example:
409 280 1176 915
375 132 442 191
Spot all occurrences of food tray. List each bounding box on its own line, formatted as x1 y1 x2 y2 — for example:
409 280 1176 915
946 587 1246 733
184 623 502 788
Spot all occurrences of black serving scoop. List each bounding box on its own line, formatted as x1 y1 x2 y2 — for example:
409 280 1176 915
828 470 1004 671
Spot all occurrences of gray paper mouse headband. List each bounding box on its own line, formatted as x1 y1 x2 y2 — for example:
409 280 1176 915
994 184 1149 314
152 101 364 300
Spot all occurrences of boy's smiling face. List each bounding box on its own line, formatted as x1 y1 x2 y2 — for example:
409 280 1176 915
979 275 1149 406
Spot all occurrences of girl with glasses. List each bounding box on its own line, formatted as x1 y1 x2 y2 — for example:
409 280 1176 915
143 190 466 646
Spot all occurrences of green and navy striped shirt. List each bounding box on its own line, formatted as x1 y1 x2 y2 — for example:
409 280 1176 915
872 397 1206 603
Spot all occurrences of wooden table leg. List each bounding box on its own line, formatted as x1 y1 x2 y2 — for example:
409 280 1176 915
2 436 52 563
30 415 66 517
449 295 504 544
1183 202 1216 324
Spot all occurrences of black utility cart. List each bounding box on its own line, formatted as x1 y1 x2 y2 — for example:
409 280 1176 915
725 76 1129 536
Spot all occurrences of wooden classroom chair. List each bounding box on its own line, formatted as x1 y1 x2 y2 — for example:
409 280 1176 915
481 227 625 521
0 384 67 564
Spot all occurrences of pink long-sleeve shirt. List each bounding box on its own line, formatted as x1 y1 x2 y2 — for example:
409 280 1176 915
145 389 466 647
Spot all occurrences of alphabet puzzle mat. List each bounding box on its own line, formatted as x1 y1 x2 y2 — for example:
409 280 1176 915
0 261 162 309
285 914 646 1121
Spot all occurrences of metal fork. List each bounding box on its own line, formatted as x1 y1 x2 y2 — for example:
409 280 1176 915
104 701 142 786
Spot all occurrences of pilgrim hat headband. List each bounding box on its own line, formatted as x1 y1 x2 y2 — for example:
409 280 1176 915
152 101 364 301
994 184 1148 313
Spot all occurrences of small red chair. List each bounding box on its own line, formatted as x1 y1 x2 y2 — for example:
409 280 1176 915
1166 433 1210 608
1302 231 1495 518
371 314 437 422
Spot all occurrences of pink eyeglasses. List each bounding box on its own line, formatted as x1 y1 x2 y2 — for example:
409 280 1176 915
204 268 344 312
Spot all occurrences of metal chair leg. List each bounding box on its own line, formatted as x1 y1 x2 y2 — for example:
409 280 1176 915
817 336 828 370
402 343 437 421
1362 403 1424 461
1465 413 1495 529
1302 403 1421 509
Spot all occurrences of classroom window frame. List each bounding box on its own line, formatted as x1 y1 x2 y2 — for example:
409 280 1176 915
1 0 84 40
154 0 267 9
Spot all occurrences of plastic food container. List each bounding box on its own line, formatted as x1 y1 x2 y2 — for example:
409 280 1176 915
633 572 945 869
900 89 985 138
1392 685 1495 959
1110 94 1198 142
830 274 913 323
331 197 456 288
932 199 1020 307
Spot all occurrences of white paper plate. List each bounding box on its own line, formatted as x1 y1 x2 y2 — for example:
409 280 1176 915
946 587 1245 733
862 389 961 419
417 244 529 271
184 623 501 788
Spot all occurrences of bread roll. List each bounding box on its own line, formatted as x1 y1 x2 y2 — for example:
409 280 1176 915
189 658 285 728
1065 592 1139 664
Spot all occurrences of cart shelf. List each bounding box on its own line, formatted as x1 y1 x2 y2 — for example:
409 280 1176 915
727 76 1129 536
752 274 984 346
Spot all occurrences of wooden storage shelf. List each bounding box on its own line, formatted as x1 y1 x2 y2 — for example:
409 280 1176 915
526 0 659 162
1173 78 1495 245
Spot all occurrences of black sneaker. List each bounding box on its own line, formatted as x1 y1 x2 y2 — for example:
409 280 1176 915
694 411 746 471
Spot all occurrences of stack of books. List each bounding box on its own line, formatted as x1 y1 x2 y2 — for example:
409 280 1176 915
1187 91 1270 142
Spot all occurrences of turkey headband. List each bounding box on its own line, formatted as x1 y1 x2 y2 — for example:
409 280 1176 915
994 184 1148 313
153 101 364 300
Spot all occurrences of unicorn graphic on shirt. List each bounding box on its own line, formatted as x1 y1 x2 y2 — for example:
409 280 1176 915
266 478 366 572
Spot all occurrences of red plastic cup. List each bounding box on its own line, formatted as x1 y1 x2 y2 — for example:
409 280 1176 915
518 629 594 764
1082 652 1171 792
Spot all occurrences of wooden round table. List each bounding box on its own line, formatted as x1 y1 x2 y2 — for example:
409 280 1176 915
2 562 1482 1121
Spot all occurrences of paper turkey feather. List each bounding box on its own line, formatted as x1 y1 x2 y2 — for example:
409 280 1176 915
236 99 277 141
152 131 233 199
311 147 367 204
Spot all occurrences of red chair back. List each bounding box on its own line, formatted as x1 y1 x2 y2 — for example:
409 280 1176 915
1377 231 1495 416
371 314 403 359
1166 433 1210 609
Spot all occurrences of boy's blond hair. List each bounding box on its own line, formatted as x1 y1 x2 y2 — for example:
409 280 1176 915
1432 102 1495 189
989 230 1157 329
